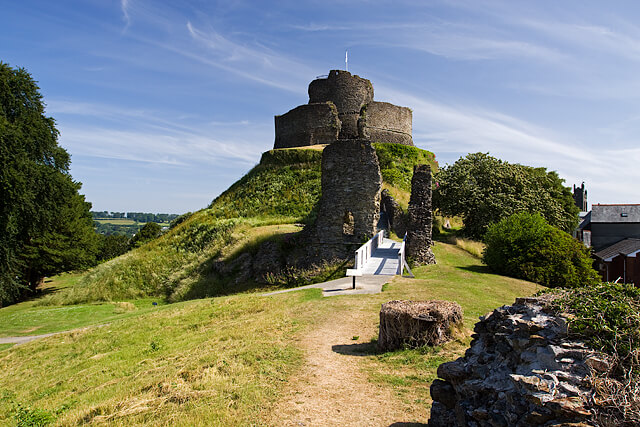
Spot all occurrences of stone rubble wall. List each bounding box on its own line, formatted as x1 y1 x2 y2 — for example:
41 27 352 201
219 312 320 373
274 103 340 149
306 139 382 261
406 164 436 265
429 296 603 427
366 101 413 146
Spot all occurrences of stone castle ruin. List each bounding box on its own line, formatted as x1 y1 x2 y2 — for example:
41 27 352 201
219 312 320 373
273 70 433 266
274 70 414 149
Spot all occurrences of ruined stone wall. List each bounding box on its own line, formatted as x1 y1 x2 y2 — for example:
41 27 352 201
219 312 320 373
406 164 436 265
308 70 374 139
366 101 413 146
430 297 602 427
380 189 406 237
307 139 382 261
274 103 341 149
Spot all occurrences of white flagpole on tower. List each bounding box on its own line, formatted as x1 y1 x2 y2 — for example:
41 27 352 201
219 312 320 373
345 50 348 72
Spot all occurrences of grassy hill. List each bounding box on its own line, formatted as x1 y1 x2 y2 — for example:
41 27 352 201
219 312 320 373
38 143 437 306
0 243 537 425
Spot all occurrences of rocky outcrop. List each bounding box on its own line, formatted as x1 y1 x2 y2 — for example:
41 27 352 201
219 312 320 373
378 300 463 351
380 189 406 237
406 164 436 265
429 296 602 427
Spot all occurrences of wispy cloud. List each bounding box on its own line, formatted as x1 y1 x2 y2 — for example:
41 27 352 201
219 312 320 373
121 0 131 31
182 21 314 92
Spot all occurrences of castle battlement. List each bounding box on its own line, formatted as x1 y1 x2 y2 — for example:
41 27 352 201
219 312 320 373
274 70 413 149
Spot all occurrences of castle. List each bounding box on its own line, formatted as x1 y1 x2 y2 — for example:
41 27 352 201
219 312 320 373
275 70 435 266
274 70 414 149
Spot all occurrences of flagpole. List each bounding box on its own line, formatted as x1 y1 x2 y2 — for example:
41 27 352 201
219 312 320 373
345 50 348 72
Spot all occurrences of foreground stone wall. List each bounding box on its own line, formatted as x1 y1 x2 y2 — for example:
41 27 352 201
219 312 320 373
366 101 413 146
406 164 436 265
274 103 340 149
430 296 602 427
307 139 382 261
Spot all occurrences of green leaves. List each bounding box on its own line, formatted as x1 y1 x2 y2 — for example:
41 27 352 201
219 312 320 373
433 153 579 239
0 63 97 306
483 212 599 288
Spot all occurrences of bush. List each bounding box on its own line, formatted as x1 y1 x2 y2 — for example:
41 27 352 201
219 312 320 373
483 212 599 288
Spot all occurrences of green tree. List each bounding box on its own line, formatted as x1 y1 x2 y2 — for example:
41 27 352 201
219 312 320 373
98 234 130 261
129 222 162 248
433 153 579 239
0 62 98 306
483 212 599 288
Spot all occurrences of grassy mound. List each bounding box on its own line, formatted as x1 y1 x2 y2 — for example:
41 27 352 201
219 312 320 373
0 242 538 425
40 143 436 305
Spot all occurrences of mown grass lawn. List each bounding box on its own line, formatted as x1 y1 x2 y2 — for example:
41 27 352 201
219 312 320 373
0 242 538 425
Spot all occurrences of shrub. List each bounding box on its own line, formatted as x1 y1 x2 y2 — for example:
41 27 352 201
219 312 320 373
483 212 599 288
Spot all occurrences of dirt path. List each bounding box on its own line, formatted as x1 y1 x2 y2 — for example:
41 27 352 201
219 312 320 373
266 305 426 426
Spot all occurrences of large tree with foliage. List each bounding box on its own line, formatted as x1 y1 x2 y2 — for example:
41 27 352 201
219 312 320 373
483 212 599 288
433 153 579 239
0 62 98 306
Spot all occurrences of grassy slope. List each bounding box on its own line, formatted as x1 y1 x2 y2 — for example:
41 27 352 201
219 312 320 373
0 242 537 425
38 144 435 306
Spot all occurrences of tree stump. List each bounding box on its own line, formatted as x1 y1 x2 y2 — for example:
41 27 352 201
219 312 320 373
378 300 463 351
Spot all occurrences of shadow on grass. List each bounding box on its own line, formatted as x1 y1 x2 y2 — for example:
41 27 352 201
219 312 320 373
388 423 428 427
331 341 378 356
457 264 492 274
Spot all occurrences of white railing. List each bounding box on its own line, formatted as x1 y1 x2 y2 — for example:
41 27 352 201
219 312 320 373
397 233 414 277
354 230 385 271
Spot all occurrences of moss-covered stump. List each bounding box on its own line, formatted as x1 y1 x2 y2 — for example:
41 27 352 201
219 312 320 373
378 300 462 351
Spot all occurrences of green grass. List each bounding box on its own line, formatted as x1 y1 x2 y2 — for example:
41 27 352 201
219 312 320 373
0 242 538 425
358 242 540 409
0 297 165 337
373 142 438 192
0 291 319 426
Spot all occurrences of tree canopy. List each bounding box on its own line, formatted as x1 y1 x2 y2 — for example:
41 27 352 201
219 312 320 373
433 152 579 239
0 62 98 306
483 212 599 288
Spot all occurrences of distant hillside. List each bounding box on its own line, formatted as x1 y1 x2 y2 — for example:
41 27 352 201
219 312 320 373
40 144 437 305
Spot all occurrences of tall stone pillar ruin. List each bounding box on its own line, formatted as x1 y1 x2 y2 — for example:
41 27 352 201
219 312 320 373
406 164 436 265
307 139 382 261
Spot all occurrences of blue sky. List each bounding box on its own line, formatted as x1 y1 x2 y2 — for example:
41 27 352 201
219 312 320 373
2 0 639 213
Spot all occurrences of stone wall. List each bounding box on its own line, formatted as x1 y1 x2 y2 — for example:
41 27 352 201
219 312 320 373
274 103 341 149
429 296 602 427
307 139 382 261
308 70 374 139
380 189 406 237
406 164 436 265
273 70 415 149
366 101 413 146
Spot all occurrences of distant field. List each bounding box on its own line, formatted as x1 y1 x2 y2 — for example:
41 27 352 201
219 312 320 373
94 218 137 225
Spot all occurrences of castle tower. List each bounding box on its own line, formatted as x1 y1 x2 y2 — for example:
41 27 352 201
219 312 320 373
573 183 588 212
274 70 413 149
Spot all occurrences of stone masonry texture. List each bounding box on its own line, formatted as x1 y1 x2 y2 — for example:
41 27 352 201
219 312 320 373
406 164 436 265
274 102 340 149
429 296 603 427
307 139 382 261
273 70 414 149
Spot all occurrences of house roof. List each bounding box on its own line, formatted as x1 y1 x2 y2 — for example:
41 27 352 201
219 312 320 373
594 238 640 261
591 204 640 223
